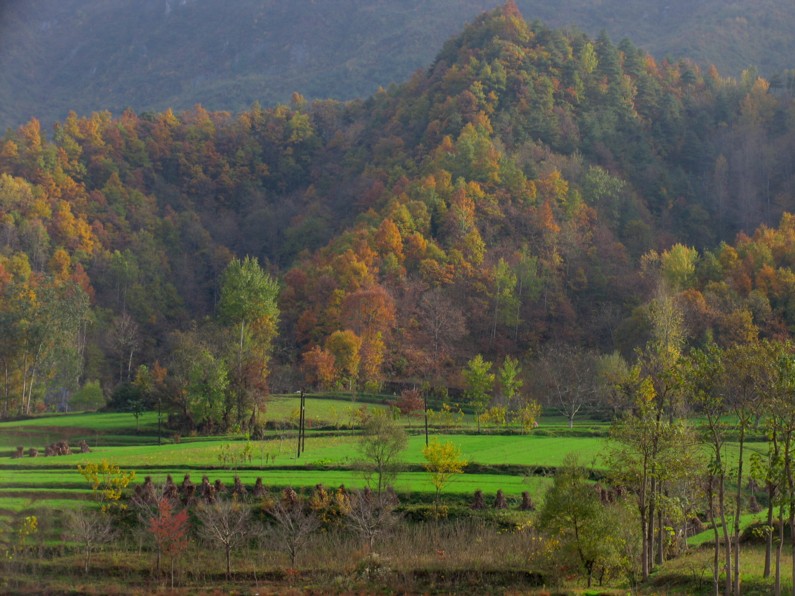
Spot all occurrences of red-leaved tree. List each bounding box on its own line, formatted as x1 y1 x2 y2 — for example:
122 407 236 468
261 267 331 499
148 497 190 588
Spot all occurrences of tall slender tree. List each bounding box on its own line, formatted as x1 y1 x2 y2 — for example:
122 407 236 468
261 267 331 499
463 355 494 433
218 256 279 425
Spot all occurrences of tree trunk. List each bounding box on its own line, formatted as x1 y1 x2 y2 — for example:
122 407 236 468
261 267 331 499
775 502 784 596
707 420 732 594
718 466 732 595
21 353 28 415
25 368 36 415
767 432 782 580
708 477 720 596
239 321 245 361
790 504 795 596
639 453 650 581
765 485 775 578
657 505 664 565
238 321 245 424
226 544 232 579
733 425 746 596
424 392 429 447
640 503 649 581
127 347 134 381
647 476 656 574
779 430 793 596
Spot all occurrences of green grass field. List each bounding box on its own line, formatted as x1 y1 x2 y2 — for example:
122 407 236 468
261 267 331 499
0 403 786 594
0 397 384 448
0 433 610 469
0 402 584 525
0 402 772 547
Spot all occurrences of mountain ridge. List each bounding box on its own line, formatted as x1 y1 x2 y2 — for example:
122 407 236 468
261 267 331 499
3 0 795 131
0 3 793 404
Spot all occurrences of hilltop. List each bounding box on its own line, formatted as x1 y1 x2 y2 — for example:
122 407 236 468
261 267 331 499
2 0 795 130
0 3 793 411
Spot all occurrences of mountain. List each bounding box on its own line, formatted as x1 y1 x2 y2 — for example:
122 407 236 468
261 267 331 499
0 0 502 131
2 0 795 131
1 3 795 416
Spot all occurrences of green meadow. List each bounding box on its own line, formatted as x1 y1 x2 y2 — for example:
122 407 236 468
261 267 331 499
0 398 600 523
0 432 610 469
0 401 768 518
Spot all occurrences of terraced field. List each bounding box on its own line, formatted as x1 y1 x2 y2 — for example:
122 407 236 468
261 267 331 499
0 396 769 549
0 397 784 594
0 396 605 525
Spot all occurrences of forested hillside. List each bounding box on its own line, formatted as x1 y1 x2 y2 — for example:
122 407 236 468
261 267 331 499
3 0 795 131
1 3 795 426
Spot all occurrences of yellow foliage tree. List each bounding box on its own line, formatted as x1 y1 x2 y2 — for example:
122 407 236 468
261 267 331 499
77 459 136 511
422 439 467 516
514 400 542 433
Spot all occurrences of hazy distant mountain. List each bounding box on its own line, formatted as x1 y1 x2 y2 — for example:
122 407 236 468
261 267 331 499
2 0 794 131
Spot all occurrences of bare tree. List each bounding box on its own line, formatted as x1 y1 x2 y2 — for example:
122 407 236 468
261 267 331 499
110 312 140 383
64 508 115 574
417 288 466 376
195 498 252 579
344 489 399 552
265 491 320 567
357 411 407 495
595 351 633 419
532 344 597 428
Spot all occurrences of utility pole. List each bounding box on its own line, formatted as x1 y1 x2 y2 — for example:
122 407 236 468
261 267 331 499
424 390 429 447
296 390 306 458
301 390 306 454
157 396 162 446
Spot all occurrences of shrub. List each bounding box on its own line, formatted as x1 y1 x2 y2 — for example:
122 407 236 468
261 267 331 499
70 381 105 412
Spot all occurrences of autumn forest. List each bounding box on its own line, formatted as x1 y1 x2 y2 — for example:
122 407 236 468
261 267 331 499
4 1 795 592
0 3 792 418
